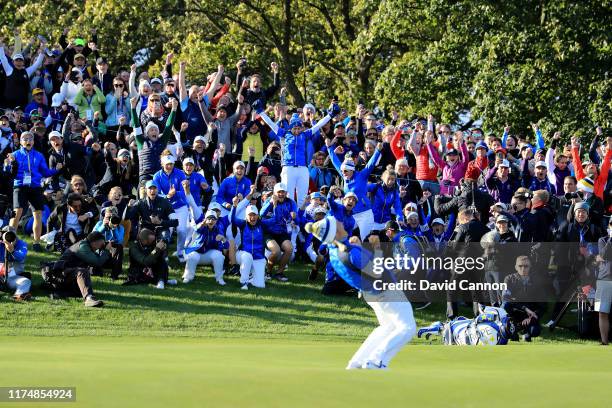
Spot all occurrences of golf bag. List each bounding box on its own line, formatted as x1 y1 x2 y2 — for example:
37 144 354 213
418 306 517 345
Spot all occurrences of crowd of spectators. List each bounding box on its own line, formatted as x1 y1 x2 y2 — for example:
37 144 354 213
0 30 610 344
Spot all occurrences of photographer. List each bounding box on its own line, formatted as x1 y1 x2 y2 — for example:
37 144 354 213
0 226 31 301
502 256 544 342
56 232 107 307
126 180 177 236
128 228 175 289
47 193 93 252
92 207 124 280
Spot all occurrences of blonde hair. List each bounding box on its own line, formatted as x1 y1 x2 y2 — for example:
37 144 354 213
108 186 123 200
381 166 397 183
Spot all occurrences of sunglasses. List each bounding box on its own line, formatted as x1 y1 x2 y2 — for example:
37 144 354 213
114 84 124 87
150 99 161 102
517 265 530 268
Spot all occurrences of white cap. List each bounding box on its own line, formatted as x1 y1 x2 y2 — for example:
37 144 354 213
183 157 195 166
150 77 162 85
344 192 357 200
431 218 445 226
340 161 356 172
233 160 246 170
13 53 24 61
51 93 64 107
193 135 206 144
208 202 222 212
48 131 62 140
205 210 218 219
535 161 547 169
117 148 130 158
499 159 510 168
274 183 287 193
246 205 259 216
303 103 316 113
407 211 419 219
161 155 176 165
144 122 159 136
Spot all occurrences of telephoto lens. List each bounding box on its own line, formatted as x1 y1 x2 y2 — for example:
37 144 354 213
2 231 17 243
110 216 121 225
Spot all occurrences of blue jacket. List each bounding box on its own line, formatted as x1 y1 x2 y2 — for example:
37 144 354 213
152 168 187 209
368 182 404 224
329 148 381 214
216 175 252 208
269 127 319 167
6 147 58 187
0 238 28 265
185 171 209 207
327 193 355 236
104 93 131 127
230 207 273 260
260 197 297 235
93 221 125 245
185 223 229 254
328 237 374 291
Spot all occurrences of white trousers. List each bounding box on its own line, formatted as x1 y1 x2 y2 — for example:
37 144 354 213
281 166 309 208
236 251 266 288
7 274 31 296
183 249 225 281
353 209 375 241
170 205 190 255
348 292 416 368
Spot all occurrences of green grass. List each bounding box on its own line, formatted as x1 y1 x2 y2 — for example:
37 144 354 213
0 338 611 408
1 240 609 407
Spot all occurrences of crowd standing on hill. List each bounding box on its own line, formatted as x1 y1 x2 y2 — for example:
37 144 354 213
0 30 611 345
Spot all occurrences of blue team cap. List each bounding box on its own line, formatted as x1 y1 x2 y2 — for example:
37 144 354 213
475 141 488 150
145 180 157 189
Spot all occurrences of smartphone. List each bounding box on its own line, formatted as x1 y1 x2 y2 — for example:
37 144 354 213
37 34 48 43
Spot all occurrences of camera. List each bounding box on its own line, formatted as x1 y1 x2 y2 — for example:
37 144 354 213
2 231 17 243
110 216 121 226
239 57 247 68
565 191 583 200
155 227 171 244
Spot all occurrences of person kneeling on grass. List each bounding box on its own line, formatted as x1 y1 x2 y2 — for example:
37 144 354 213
183 210 229 285
259 182 296 282
230 198 274 290
56 232 107 307
92 207 124 280
127 228 176 289
0 226 31 301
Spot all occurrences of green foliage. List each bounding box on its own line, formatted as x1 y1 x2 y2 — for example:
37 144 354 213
1 0 609 137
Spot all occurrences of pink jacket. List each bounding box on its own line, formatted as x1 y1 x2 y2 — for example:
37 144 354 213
427 141 469 195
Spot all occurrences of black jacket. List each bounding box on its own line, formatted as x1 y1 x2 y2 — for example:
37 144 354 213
126 196 178 231
434 180 495 221
530 205 556 242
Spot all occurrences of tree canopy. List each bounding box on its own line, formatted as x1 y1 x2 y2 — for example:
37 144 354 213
2 0 610 141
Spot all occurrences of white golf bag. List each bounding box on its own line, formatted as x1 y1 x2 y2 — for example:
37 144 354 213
418 306 517 345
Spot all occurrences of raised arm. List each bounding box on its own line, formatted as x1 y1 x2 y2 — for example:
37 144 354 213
205 65 224 101
128 64 138 97
178 61 188 103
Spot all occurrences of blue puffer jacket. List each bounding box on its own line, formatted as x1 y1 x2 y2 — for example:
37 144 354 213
269 127 319 167
185 223 229 254
327 193 355 236
185 171 210 206
216 175 251 208
7 147 58 187
368 182 404 224
153 168 187 209
329 148 381 214
230 207 274 260
259 197 297 235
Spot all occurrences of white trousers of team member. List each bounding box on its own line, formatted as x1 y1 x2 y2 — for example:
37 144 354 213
170 205 190 256
236 251 266 288
353 209 375 241
281 166 309 208
183 249 225 282
348 291 416 368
